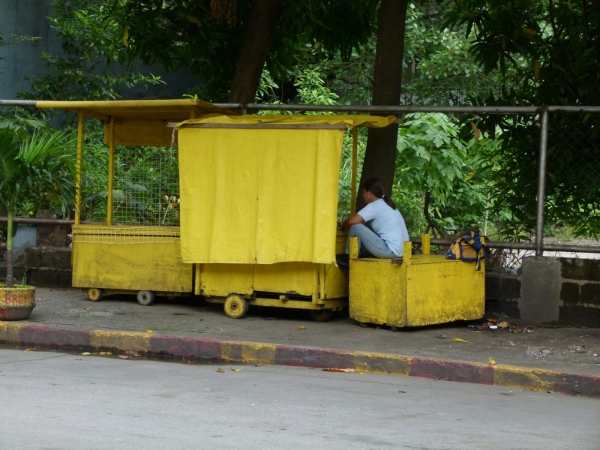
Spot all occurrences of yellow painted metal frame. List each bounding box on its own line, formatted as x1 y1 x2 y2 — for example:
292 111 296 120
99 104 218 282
349 235 485 327
351 126 358 216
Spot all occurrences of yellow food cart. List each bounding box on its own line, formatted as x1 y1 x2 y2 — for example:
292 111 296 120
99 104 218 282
174 114 394 320
36 100 235 305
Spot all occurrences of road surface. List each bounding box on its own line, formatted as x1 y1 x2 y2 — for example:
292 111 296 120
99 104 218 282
0 348 598 449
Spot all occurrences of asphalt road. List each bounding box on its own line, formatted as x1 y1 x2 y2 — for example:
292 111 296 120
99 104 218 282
0 348 598 450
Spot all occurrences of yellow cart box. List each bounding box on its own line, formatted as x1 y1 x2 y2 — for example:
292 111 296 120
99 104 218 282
349 235 485 327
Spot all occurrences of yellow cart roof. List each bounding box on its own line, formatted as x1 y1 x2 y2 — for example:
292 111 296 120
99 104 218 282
36 99 236 122
178 114 396 129
36 99 237 147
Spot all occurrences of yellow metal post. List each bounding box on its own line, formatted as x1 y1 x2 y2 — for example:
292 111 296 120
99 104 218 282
421 233 431 255
107 118 115 225
403 241 412 265
351 126 358 216
349 236 359 260
75 112 84 225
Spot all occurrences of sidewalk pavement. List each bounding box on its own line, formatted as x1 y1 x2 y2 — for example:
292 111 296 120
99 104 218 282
1 288 599 397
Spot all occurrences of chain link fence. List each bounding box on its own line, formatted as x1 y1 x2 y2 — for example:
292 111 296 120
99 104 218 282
323 105 600 270
2 101 599 268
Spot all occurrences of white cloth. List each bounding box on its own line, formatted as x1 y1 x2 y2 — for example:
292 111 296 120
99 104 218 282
356 198 410 256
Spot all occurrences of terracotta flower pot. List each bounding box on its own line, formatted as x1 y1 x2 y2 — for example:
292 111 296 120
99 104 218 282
0 285 36 320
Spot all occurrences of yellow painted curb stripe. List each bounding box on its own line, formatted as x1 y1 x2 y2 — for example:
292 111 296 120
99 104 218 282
351 351 412 375
494 364 557 392
0 322 25 343
221 341 277 364
90 330 151 352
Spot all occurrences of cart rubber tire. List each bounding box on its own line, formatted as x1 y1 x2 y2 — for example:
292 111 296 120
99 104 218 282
310 309 334 322
88 288 104 302
224 295 249 319
137 290 155 306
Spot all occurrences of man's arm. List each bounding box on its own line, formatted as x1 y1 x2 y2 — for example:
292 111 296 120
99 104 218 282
341 214 365 230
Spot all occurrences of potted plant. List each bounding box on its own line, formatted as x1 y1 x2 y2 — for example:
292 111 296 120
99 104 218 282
0 128 75 320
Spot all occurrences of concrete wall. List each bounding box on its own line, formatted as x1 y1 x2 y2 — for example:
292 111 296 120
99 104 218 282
487 257 600 327
485 269 522 319
0 246 72 288
0 0 56 98
0 0 198 100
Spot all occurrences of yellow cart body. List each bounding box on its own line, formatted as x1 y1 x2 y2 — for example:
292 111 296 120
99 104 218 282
195 232 349 314
349 235 485 327
71 225 192 296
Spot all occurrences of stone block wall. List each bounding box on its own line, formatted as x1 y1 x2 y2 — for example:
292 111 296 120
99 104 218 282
484 270 522 319
558 259 600 327
0 247 72 288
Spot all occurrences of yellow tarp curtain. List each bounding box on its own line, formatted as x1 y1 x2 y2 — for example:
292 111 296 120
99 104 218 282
177 115 395 265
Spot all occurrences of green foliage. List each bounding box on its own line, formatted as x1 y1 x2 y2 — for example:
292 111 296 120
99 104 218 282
444 0 543 77
0 32 40 60
445 0 600 238
0 107 53 137
402 2 503 105
275 2 504 107
396 113 468 202
96 0 379 101
474 112 600 239
0 128 76 220
0 126 75 287
21 0 164 101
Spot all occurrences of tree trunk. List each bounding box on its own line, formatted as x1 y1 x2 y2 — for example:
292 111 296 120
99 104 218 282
227 0 283 104
424 191 444 238
357 0 409 210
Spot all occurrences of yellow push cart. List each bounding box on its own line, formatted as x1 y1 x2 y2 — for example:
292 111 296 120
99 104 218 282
36 100 234 305
175 114 394 320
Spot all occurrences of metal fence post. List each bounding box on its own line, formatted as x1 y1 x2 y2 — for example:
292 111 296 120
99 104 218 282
535 107 549 256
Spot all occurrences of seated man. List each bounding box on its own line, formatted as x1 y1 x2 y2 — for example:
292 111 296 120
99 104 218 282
338 178 409 267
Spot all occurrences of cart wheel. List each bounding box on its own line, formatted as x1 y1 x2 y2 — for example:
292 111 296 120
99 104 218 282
390 326 400 332
310 309 334 322
88 288 104 302
224 294 249 319
137 290 155 306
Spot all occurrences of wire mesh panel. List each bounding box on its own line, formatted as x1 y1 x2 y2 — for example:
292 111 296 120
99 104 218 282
545 113 600 238
71 225 180 244
111 146 180 226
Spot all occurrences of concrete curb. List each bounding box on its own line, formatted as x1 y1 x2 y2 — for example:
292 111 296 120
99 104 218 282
1 322 598 398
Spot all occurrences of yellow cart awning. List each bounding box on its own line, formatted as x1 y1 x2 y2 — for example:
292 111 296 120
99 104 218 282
37 99 236 147
176 114 395 265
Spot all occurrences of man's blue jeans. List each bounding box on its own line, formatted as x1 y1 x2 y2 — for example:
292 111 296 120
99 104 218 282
344 223 398 258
